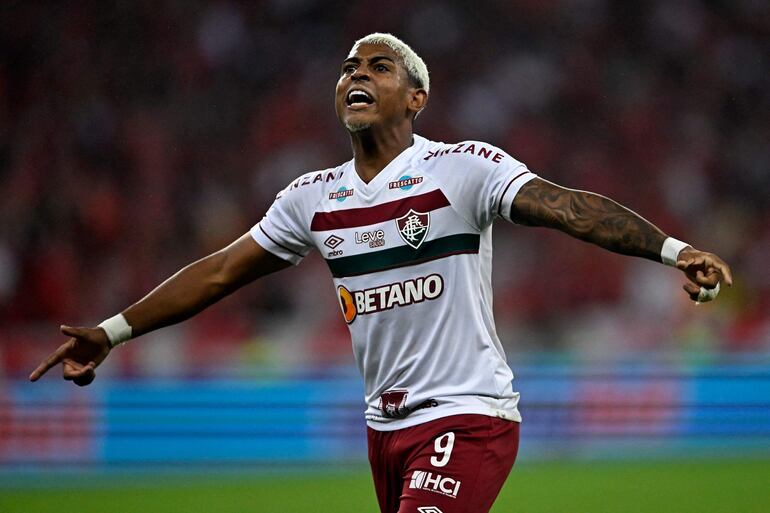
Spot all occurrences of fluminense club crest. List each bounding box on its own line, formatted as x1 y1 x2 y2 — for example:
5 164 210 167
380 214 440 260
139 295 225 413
396 209 430 249
378 389 409 418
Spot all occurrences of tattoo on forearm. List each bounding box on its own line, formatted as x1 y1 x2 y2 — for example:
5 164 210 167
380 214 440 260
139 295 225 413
511 178 667 261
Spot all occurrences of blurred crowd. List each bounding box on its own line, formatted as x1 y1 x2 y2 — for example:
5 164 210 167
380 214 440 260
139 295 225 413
1 0 768 378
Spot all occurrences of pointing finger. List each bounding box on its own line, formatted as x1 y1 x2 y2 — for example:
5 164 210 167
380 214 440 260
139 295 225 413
699 255 732 287
715 261 733 287
29 345 69 382
697 256 732 288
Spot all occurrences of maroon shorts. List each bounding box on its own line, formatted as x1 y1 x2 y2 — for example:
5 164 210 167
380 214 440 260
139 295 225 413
367 414 520 513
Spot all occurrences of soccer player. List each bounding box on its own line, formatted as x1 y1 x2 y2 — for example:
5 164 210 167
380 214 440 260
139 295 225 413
30 34 732 513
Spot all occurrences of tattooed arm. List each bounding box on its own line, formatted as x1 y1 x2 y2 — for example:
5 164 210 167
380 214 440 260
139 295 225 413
511 178 667 260
511 178 733 298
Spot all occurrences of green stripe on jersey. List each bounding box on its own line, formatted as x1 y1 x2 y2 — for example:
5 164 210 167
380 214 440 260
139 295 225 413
327 233 480 278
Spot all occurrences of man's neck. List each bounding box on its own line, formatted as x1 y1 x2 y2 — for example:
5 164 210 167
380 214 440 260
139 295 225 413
349 125 413 183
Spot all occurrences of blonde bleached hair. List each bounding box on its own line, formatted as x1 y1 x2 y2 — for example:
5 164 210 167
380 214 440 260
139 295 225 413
352 33 430 93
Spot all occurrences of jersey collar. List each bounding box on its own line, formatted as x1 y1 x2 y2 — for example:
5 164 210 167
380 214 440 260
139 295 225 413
350 135 427 199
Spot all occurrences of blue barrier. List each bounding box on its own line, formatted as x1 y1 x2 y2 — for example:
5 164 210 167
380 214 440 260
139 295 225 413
2 361 769 468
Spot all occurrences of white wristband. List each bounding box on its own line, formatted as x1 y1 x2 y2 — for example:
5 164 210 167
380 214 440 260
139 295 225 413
98 314 133 348
661 237 690 266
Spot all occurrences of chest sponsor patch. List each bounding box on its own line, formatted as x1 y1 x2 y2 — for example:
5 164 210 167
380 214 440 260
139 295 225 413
337 274 444 324
355 229 385 248
329 186 353 202
389 175 423 190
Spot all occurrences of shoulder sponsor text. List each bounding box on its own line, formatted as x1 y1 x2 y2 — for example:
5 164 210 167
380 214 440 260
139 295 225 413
422 143 505 163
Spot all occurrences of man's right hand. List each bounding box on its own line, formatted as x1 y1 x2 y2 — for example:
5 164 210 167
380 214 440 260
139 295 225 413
29 325 111 386
28 233 291 388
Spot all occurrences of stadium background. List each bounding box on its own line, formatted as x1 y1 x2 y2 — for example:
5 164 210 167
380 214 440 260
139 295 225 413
1 1 768 511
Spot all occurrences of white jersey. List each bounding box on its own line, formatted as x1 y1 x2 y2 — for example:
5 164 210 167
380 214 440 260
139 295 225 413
252 135 536 430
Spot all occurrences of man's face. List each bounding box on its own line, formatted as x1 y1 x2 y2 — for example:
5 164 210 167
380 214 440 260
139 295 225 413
335 43 420 132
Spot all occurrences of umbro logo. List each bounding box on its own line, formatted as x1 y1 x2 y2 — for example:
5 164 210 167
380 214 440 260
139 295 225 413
324 235 344 250
324 234 344 257
417 508 444 513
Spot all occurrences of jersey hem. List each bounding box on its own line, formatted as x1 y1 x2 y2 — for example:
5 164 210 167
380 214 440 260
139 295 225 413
365 404 522 431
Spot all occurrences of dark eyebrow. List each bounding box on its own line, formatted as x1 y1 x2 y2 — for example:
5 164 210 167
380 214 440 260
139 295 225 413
341 55 397 66
369 55 396 65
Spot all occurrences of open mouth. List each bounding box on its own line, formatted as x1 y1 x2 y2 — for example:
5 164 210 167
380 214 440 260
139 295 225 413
346 89 375 108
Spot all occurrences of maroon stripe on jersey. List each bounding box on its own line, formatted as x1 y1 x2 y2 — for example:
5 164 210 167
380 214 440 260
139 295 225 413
497 170 531 218
258 224 304 258
310 189 450 231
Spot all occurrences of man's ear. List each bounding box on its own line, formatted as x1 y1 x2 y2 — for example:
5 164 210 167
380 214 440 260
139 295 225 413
408 88 428 118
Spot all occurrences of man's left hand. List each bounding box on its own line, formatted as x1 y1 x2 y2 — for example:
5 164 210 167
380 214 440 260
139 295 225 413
676 248 733 303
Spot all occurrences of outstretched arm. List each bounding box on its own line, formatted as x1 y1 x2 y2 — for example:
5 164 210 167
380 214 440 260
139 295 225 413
29 233 291 385
511 178 733 297
121 234 290 338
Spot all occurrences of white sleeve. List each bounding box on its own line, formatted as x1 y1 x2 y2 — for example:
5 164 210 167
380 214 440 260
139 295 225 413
250 185 314 265
429 141 537 230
